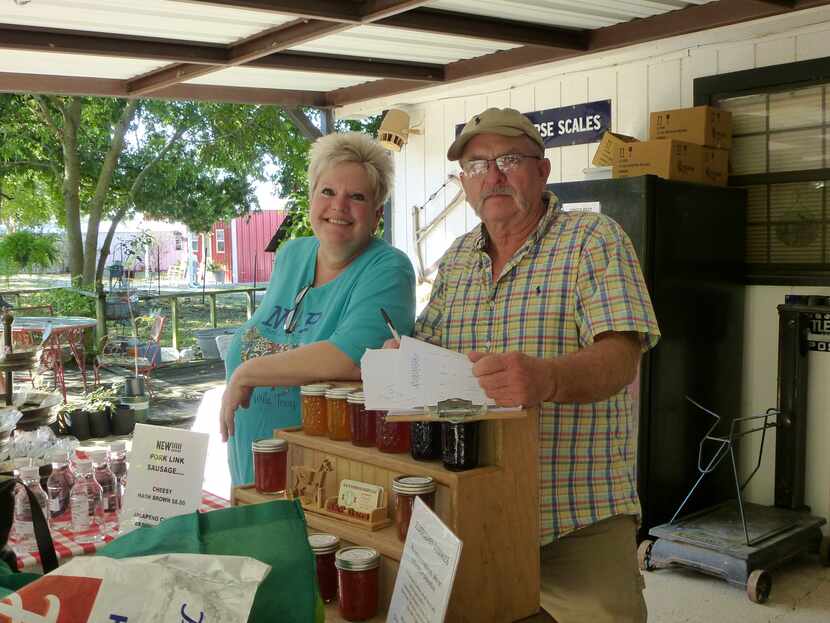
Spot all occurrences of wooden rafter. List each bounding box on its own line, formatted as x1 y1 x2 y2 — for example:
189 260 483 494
250 52 444 81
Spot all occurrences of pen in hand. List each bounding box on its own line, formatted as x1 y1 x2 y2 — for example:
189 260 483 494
380 308 401 342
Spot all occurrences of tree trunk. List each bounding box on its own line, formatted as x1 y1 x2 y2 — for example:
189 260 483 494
96 206 128 283
61 98 84 284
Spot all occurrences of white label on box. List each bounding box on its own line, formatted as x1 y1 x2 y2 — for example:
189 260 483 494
337 479 383 514
122 424 209 528
388 497 462 623
562 201 601 213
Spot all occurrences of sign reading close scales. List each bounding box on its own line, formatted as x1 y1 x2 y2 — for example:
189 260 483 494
455 100 611 149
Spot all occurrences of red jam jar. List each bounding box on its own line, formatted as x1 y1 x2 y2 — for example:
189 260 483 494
252 438 288 494
392 475 436 542
326 386 354 442
309 533 340 604
376 414 410 454
347 391 378 447
301 384 330 436
336 546 380 621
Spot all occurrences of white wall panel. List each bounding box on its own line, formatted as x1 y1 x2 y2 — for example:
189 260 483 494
509 85 535 114
463 94 488 231
535 81 562 182
648 59 683 116
561 75 590 181
717 43 756 73
422 101 450 271
796 29 830 60
443 99 468 244
756 36 797 68
616 63 649 137
680 47 718 107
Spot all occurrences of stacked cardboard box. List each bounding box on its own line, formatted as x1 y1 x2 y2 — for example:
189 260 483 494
593 106 732 186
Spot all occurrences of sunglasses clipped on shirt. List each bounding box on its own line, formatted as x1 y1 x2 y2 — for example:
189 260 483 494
460 153 542 177
284 283 312 335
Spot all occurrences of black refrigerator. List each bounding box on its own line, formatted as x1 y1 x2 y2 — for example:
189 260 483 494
547 175 746 538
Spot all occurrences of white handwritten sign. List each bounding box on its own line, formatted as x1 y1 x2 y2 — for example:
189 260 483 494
122 424 209 528
388 497 462 623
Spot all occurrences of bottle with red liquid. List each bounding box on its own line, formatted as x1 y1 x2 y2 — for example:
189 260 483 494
46 449 74 531
375 413 410 454
336 546 380 621
252 438 288 494
309 533 340 604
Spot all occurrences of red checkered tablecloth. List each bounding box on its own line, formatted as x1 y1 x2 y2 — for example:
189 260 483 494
14 490 230 571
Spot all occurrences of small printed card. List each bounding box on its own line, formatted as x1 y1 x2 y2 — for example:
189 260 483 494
337 480 384 514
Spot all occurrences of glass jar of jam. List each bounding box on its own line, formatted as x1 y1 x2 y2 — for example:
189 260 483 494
376 414 410 454
441 420 480 471
392 475 436 542
410 422 442 461
347 391 377 447
309 533 340 604
326 386 355 441
252 438 288 494
301 384 330 436
336 546 380 621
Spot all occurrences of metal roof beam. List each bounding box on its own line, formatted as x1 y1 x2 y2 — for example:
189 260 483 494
250 52 444 81
327 0 830 107
376 9 589 50
0 24 227 64
126 19 349 96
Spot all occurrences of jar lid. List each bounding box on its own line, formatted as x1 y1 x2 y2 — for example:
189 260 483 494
335 546 380 571
392 475 436 495
346 391 365 404
325 386 355 399
300 383 330 396
308 533 340 554
252 438 287 453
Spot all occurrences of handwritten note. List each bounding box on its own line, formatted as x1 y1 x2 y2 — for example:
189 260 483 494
360 336 492 411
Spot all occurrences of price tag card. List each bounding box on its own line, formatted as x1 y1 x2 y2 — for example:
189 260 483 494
337 479 384 513
388 497 462 623
122 424 209 528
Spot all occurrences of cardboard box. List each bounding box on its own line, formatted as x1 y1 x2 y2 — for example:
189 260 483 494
649 105 732 149
591 131 640 166
612 139 728 186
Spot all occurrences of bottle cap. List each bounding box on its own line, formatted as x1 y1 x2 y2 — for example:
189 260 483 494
110 440 126 453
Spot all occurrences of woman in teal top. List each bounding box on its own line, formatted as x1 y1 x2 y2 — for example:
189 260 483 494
221 132 416 485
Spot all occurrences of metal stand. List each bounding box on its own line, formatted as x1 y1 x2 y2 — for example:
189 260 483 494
639 304 830 603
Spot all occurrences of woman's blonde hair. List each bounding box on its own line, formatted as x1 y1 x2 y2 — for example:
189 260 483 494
308 132 394 207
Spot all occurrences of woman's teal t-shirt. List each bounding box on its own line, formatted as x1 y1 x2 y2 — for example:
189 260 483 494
224 237 415 485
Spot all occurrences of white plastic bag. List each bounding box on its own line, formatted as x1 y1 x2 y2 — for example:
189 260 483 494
0 553 270 623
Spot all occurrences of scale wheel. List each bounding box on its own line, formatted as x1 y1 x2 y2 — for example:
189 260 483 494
637 539 654 571
746 569 772 604
820 537 830 567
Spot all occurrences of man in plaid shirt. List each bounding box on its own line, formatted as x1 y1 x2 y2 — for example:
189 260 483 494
416 108 660 622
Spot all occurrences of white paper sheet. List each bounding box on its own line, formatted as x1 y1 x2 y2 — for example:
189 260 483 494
360 336 492 411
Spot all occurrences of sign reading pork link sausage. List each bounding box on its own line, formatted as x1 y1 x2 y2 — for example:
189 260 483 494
455 100 611 149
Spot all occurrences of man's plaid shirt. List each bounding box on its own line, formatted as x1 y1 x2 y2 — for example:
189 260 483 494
415 191 660 543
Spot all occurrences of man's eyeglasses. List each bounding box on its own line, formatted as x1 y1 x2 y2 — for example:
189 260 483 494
460 153 541 177
284 283 312 335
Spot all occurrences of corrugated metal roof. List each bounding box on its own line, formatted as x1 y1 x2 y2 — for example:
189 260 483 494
295 25 520 65
0 49 165 80
185 67 372 92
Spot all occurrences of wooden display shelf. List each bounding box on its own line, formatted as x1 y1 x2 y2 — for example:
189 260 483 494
325 602 386 622
276 428 500 486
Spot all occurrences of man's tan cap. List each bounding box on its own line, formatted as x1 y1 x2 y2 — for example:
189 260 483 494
447 107 545 161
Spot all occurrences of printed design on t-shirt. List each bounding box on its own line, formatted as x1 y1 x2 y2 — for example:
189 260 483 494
239 326 295 362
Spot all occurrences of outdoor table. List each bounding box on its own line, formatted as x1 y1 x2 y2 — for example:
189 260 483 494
11 316 98 401
15 490 229 572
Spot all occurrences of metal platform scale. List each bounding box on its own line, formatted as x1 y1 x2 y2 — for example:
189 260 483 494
638 302 830 603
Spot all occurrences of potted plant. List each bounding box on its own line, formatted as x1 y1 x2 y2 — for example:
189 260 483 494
83 386 118 438
58 400 90 441
207 260 226 284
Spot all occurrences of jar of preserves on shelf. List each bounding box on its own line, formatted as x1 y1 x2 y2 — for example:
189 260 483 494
301 384 330 436
347 391 378 447
252 438 288 494
309 533 340 604
410 421 442 461
326 386 355 441
336 546 381 621
376 414 410 454
392 475 436 542
442 421 480 471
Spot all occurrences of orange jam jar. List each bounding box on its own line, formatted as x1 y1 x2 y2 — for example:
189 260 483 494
326 386 355 441
392 475 436 542
301 384 330 436
347 391 377 447
336 546 380 621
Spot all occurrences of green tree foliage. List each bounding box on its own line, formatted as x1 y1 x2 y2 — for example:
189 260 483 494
0 230 59 272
